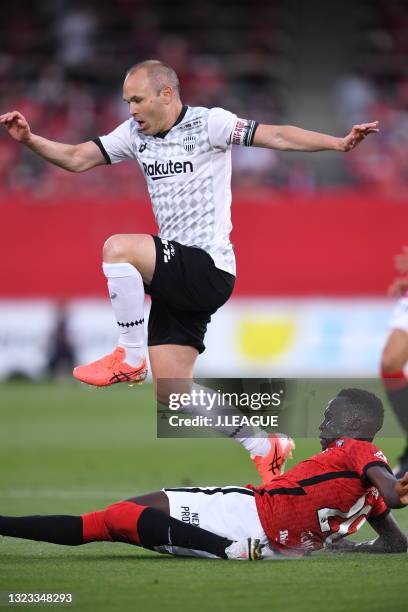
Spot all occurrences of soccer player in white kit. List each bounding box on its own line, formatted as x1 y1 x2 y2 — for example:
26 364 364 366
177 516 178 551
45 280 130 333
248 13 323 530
0 60 379 475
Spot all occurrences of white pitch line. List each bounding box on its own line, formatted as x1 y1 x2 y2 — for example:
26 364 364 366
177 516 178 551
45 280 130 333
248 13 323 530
0 489 134 500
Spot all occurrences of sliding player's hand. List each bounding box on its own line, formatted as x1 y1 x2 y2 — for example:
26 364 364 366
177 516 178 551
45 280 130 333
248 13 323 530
395 246 408 274
0 110 32 142
325 539 357 552
395 472 408 505
388 277 408 298
340 121 379 152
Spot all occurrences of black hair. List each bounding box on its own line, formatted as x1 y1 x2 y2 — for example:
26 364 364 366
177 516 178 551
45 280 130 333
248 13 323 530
337 388 384 435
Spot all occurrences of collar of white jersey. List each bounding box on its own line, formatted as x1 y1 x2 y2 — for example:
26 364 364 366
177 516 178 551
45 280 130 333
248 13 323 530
154 105 188 139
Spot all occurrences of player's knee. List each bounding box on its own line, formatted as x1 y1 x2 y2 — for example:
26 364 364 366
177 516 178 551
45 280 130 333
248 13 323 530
103 501 145 544
103 234 129 262
103 502 133 541
103 503 122 536
381 350 404 375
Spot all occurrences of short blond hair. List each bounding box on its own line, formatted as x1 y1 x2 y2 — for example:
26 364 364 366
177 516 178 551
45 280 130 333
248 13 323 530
126 60 180 96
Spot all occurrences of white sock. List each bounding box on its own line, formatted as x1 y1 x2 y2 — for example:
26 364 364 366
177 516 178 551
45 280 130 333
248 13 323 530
103 262 145 367
179 383 270 456
236 432 271 457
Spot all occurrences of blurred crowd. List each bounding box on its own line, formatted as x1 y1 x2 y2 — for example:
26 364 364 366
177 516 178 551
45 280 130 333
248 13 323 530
336 0 408 195
1 0 408 198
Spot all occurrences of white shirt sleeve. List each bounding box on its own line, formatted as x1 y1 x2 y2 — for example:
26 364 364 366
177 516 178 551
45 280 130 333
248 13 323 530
208 107 238 149
208 107 259 149
96 119 135 164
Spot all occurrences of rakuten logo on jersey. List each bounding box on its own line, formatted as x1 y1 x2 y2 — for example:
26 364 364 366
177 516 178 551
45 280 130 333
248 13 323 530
142 160 193 181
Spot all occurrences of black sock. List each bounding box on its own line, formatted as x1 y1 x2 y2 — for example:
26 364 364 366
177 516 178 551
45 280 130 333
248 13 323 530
0 511 233 557
137 508 232 558
0 515 83 546
385 383 408 436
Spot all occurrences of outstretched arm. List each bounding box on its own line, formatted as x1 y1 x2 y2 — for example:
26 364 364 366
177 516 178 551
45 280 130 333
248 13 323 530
326 512 407 554
252 121 379 152
0 110 106 172
365 466 408 509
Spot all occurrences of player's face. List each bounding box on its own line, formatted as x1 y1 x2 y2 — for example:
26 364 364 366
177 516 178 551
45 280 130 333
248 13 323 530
319 398 348 449
123 71 170 136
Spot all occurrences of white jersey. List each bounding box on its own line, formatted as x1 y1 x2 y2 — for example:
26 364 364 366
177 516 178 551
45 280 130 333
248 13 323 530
389 294 408 334
95 105 258 275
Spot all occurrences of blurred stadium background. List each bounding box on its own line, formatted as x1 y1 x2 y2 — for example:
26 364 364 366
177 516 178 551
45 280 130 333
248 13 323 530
1 0 408 381
1 2 408 609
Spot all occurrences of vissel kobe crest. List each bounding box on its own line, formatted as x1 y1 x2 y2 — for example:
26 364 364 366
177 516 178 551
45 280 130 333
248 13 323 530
183 134 196 153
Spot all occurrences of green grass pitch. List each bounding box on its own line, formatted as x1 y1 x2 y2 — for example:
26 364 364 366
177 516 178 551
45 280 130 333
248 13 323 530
0 381 407 612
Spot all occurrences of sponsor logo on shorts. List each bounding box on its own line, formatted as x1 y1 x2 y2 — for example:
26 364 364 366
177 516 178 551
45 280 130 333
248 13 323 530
162 239 175 263
142 160 193 180
180 506 200 526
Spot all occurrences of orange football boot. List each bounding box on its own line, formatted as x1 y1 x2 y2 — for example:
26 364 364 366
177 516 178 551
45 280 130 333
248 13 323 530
251 434 295 485
73 347 147 387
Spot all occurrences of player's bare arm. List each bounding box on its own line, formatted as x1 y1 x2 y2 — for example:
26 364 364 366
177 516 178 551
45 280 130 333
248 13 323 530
252 121 379 152
365 465 408 508
0 110 105 172
327 512 407 554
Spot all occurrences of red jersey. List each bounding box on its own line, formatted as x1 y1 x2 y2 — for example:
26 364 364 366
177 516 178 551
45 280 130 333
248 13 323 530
249 438 391 555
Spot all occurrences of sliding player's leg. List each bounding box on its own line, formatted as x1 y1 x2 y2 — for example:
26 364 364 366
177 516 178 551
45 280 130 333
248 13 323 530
381 325 408 478
0 490 262 560
73 233 154 387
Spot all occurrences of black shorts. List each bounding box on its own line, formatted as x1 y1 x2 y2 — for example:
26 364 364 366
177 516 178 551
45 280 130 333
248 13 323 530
144 236 235 353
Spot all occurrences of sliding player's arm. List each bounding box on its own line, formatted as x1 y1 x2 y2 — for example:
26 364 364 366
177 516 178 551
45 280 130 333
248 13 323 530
252 121 379 152
326 468 408 554
327 512 407 554
0 110 105 172
366 466 408 509
334 466 408 552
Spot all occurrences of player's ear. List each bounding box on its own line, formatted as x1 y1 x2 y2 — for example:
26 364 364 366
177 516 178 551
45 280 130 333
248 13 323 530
159 85 172 104
350 416 363 435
